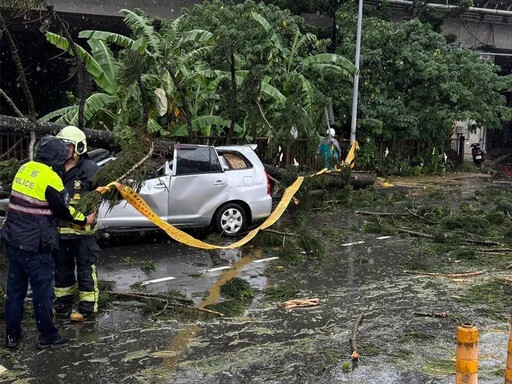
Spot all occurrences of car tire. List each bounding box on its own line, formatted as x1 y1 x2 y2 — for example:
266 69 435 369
215 203 247 237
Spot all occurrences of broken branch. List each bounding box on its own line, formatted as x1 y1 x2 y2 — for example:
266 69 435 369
105 291 225 317
404 270 485 278
350 312 364 360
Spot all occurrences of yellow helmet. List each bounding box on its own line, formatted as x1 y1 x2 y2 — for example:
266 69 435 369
56 126 87 155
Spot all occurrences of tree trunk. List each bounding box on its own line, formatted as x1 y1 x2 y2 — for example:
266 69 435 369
264 163 375 189
0 114 116 149
0 114 177 153
227 53 237 145
166 63 194 142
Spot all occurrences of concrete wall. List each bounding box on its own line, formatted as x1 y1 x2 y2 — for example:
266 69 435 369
441 18 512 51
48 0 201 18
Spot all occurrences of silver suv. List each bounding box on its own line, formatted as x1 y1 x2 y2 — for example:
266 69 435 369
96 144 272 236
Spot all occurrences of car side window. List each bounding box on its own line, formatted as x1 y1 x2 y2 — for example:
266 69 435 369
176 147 222 175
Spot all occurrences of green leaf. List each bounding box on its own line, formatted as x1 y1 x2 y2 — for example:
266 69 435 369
69 93 118 125
78 30 137 48
298 74 314 118
46 32 116 95
310 63 353 80
251 12 284 53
178 29 214 45
121 9 161 54
147 119 163 134
301 53 356 74
39 106 78 122
170 122 189 136
88 39 120 90
261 82 286 103
191 115 242 134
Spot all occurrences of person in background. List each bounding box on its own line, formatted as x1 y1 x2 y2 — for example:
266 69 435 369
54 126 100 322
317 128 341 170
1 136 95 350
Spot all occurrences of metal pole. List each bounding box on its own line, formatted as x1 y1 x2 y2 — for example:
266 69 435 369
350 0 363 143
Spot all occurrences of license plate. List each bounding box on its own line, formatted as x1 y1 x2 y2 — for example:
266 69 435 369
475 155 482 160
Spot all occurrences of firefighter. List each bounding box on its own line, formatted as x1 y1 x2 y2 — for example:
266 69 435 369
1 136 95 349
53 126 100 322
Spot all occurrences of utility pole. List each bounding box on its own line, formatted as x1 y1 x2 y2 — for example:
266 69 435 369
350 0 363 143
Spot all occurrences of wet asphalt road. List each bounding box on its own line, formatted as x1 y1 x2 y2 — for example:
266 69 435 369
0 173 511 383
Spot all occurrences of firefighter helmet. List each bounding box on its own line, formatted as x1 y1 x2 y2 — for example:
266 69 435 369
56 126 87 155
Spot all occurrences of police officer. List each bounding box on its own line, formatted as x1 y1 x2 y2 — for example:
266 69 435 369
54 126 100 322
1 136 95 350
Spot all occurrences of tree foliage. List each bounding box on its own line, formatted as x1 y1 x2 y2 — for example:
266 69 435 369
336 3 512 146
40 0 354 150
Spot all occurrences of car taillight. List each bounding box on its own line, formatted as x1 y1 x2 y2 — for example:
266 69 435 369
265 171 271 195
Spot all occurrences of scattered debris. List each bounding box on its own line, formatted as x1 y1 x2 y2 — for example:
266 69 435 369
282 298 320 310
404 271 486 278
350 313 364 361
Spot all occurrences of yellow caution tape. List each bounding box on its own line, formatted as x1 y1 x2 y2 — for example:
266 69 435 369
344 141 359 169
97 177 304 250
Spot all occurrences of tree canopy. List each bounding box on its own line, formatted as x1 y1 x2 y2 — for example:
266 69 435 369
335 3 512 146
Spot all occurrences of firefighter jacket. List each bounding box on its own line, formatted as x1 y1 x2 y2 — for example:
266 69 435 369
57 157 99 238
1 161 87 253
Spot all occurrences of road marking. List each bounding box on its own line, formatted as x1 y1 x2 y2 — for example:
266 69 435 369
253 257 279 263
341 241 365 247
199 266 232 273
134 235 393 286
140 276 176 286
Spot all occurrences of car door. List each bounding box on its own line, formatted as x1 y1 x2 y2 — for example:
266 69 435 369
168 145 228 226
96 163 170 230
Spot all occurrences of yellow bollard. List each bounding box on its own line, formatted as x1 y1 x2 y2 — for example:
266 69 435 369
505 314 512 384
456 323 478 384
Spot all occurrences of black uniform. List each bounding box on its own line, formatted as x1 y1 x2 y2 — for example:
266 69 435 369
1 136 85 348
54 157 100 316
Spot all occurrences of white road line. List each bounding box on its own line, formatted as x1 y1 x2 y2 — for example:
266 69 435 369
253 257 279 263
341 241 365 247
199 265 232 273
135 236 394 286
140 276 176 286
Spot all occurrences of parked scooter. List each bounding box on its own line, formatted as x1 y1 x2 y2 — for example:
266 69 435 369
470 143 484 171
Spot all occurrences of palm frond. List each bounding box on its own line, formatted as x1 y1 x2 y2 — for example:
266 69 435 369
88 39 120 90
79 30 137 49
46 32 116 95
121 9 161 54
39 105 78 122
69 93 118 126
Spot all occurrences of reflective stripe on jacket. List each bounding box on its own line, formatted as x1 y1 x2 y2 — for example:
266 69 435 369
0 161 83 252
58 158 99 238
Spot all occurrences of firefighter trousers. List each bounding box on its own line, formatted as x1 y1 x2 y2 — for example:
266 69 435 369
54 236 99 315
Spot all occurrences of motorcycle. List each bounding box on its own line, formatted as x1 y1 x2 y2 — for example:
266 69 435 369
470 143 484 171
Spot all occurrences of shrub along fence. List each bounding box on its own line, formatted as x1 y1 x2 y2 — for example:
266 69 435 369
1 133 465 171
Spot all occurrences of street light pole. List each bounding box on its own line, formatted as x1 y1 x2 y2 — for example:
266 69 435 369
350 0 363 143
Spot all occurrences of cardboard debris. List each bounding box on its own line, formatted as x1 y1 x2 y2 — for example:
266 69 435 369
283 298 320 310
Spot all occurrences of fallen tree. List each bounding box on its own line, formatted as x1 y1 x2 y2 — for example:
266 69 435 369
264 163 375 190
0 114 117 149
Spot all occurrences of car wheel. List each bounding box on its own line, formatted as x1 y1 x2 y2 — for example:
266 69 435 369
215 203 247 237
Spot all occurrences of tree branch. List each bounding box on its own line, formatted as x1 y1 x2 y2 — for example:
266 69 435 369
49 8 87 130
0 89 23 117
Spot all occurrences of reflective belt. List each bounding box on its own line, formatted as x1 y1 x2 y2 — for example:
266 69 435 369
58 224 97 236
10 190 49 207
8 203 52 216
54 284 77 298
